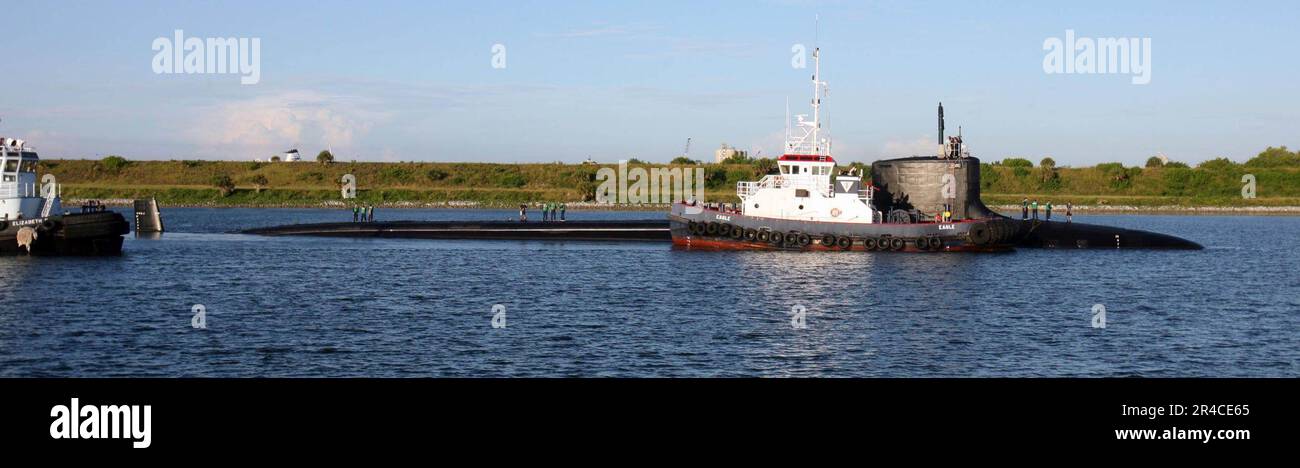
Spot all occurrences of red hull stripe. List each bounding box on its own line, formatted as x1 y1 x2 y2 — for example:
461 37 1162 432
778 154 835 163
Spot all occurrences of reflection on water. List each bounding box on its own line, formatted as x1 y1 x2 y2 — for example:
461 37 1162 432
0 208 1297 377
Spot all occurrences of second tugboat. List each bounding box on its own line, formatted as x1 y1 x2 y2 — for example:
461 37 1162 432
0 135 129 255
669 47 1016 252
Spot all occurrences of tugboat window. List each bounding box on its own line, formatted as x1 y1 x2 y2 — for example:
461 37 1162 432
795 189 809 197
3 160 17 172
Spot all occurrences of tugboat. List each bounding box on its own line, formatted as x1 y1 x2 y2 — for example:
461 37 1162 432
669 47 1017 252
0 135 129 255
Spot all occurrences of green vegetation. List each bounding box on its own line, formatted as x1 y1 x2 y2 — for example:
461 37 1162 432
1245 146 1300 168
101 155 132 173
316 150 335 165
670 156 700 165
976 147 1300 207
1000 157 1033 168
36 146 1300 208
210 174 235 197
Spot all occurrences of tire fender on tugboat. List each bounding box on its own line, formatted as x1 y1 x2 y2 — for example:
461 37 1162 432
969 225 991 245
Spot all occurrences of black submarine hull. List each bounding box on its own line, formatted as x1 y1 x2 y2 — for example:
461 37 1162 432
241 220 670 242
1010 219 1202 249
871 156 1202 250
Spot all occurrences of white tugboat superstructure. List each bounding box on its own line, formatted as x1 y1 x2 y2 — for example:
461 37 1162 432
0 137 59 222
734 46 875 224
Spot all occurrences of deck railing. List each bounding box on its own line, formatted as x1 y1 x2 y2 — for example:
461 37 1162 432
0 182 37 198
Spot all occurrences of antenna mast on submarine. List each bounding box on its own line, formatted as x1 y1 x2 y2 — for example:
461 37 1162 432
938 102 945 146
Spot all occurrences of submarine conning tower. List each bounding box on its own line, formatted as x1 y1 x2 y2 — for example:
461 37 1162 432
871 156 998 221
870 102 998 222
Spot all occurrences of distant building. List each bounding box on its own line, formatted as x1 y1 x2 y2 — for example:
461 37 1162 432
283 149 301 162
714 143 747 163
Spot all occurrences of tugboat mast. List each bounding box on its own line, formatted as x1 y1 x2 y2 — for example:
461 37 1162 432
811 47 823 154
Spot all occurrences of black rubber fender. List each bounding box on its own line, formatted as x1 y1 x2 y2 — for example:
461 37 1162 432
769 231 785 245
687 221 702 234
744 228 758 241
863 237 877 250
890 237 905 251
969 225 991 245
821 234 836 246
705 222 719 236
757 230 770 243
37 219 60 234
730 225 744 240
797 233 812 246
836 236 852 249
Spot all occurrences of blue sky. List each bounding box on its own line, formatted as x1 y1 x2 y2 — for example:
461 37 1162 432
0 0 1295 166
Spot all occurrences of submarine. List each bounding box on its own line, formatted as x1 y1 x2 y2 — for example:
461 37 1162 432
241 103 1202 251
868 103 1202 250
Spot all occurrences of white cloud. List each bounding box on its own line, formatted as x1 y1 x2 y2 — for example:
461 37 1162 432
191 90 388 158
749 129 787 159
882 135 937 158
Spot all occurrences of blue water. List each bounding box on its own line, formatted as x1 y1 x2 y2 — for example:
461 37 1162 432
1 208 1297 377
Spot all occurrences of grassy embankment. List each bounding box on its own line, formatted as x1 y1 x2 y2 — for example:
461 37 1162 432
39 146 1300 210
